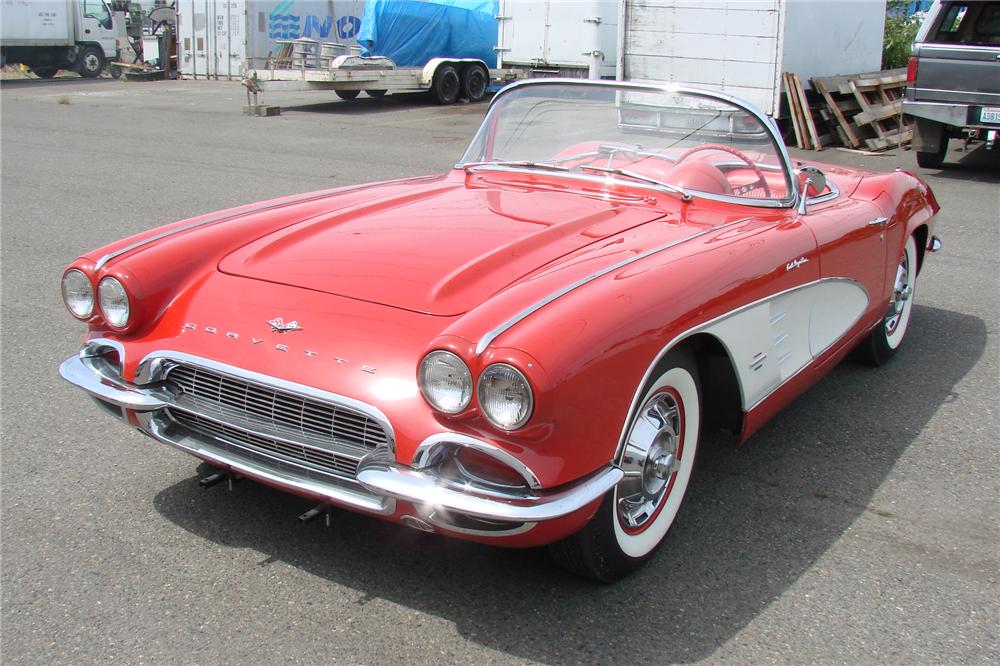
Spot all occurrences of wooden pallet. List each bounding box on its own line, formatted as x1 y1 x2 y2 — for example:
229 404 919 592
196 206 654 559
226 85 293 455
811 69 911 151
783 72 830 150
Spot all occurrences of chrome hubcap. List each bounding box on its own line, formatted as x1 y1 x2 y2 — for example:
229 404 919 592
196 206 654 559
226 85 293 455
885 251 910 334
617 392 682 530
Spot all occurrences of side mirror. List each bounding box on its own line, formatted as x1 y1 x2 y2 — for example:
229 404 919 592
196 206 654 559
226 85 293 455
795 165 827 214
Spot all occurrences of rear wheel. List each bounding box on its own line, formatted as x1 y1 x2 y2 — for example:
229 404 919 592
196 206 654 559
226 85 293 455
365 89 387 98
916 143 947 168
857 235 917 366
32 66 58 79
432 64 460 105
335 89 360 100
77 46 103 78
549 351 701 582
461 64 488 102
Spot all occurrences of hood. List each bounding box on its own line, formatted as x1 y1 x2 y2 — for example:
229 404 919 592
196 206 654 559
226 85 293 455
218 178 666 316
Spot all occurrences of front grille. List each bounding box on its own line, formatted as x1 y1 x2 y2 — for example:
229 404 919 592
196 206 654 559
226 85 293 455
170 410 361 480
164 363 390 452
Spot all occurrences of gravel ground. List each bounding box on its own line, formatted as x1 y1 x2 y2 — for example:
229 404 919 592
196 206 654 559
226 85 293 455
2 77 997 665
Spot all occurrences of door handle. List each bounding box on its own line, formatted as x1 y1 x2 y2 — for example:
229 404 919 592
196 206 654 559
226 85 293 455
85 29 91 34
868 216 888 226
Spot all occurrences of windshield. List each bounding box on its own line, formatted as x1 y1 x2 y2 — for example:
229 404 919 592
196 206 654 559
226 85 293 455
460 81 793 205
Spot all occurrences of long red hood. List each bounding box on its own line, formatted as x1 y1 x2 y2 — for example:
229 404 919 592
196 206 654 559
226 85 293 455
218 177 666 316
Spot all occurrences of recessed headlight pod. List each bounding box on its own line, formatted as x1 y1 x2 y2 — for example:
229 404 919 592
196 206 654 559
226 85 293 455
61 269 94 319
477 363 534 431
97 277 130 328
418 350 473 414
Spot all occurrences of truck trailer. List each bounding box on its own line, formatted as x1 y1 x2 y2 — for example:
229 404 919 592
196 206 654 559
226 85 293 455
1 0 127 78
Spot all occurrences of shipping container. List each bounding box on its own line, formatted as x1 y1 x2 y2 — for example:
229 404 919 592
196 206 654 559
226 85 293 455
497 0 619 78
177 0 365 79
618 0 886 115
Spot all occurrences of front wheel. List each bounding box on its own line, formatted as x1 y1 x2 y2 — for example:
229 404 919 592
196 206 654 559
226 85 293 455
857 235 918 366
335 89 360 100
77 46 104 78
549 351 701 582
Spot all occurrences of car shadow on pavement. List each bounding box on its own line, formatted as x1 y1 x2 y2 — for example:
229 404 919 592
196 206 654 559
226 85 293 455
924 145 1000 183
152 304 986 663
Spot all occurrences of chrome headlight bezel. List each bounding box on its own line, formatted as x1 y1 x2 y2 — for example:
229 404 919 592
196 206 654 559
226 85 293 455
97 276 131 328
418 350 473 414
61 269 94 319
477 363 534 431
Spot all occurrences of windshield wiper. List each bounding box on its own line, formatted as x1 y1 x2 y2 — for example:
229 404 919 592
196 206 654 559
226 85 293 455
461 160 572 173
574 165 692 202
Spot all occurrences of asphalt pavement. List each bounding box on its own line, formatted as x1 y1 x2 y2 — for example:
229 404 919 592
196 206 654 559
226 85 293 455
2 77 997 664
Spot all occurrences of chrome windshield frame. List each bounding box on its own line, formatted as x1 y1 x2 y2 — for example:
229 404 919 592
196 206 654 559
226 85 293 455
456 78 802 210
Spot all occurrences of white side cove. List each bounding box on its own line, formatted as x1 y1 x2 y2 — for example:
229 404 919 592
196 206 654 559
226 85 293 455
702 279 869 410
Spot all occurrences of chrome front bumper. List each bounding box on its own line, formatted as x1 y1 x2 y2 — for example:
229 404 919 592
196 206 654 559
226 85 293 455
59 348 622 531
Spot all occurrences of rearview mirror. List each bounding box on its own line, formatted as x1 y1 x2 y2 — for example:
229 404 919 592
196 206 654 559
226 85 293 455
796 165 827 198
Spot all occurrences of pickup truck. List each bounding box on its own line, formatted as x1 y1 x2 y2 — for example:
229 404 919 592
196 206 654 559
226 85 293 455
903 0 1000 167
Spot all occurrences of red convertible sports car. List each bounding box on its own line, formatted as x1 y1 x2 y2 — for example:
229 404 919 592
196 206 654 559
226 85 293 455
60 80 940 582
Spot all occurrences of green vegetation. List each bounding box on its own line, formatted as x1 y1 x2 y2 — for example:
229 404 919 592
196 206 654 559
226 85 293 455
883 0 923 69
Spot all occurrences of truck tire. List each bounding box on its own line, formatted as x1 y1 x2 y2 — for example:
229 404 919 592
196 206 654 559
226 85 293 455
916 142 947 168
32 66 58 79
432 64 460 105
365 89 387 98
335 90 360 100
78 46 104 78
461 64 488 102
109 64 123 79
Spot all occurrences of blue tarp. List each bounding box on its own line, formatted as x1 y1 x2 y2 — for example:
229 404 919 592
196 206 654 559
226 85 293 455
357 0 498 67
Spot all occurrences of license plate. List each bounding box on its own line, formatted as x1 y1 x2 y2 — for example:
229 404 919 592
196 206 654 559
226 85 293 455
981 107 1000 123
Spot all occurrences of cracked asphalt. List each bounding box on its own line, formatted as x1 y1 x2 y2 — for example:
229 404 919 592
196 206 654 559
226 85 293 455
2 77 997 664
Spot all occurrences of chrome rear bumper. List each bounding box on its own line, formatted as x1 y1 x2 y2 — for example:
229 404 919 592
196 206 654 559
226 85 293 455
59 347 621 531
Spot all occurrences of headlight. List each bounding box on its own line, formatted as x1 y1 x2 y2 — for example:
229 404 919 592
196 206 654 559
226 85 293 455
477 363 533 430
418 351 472 414
98 277 130 328
61 269 94 319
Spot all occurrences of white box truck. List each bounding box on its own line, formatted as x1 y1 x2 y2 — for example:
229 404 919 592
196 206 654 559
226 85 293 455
618 0 886 116
1 0 126 78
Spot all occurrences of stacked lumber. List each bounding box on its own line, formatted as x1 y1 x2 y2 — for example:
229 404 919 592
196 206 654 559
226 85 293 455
811 68 911 151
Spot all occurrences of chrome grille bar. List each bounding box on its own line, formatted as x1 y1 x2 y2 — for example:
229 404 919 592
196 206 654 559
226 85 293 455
165 363 390 452
170 410 361 480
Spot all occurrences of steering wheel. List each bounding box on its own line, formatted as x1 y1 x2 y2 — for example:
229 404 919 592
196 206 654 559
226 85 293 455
674 144 771 198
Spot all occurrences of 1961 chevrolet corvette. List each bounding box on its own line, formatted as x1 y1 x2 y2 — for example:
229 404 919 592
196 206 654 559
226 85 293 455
60 80 940 582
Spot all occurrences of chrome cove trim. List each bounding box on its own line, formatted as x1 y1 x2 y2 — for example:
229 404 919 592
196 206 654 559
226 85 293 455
612 277 870 463
356 453 623 523
416 506 537 537
412 432 542 490
135 411 395 515
93 188 355 270
472 78 798 207
475 216 753 354
134 350 396 452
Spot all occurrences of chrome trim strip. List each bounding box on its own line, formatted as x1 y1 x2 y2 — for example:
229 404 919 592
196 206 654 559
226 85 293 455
416 506 537 537
612 277 870 463
135 412 394 515
135 350 396 451
355 457 622 522
475 216 753 354
472 78 799 207
412 432 542 490
93 188 350 270
466 165 790 209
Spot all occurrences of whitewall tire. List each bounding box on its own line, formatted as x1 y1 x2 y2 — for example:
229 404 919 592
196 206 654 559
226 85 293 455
549 350 701 582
